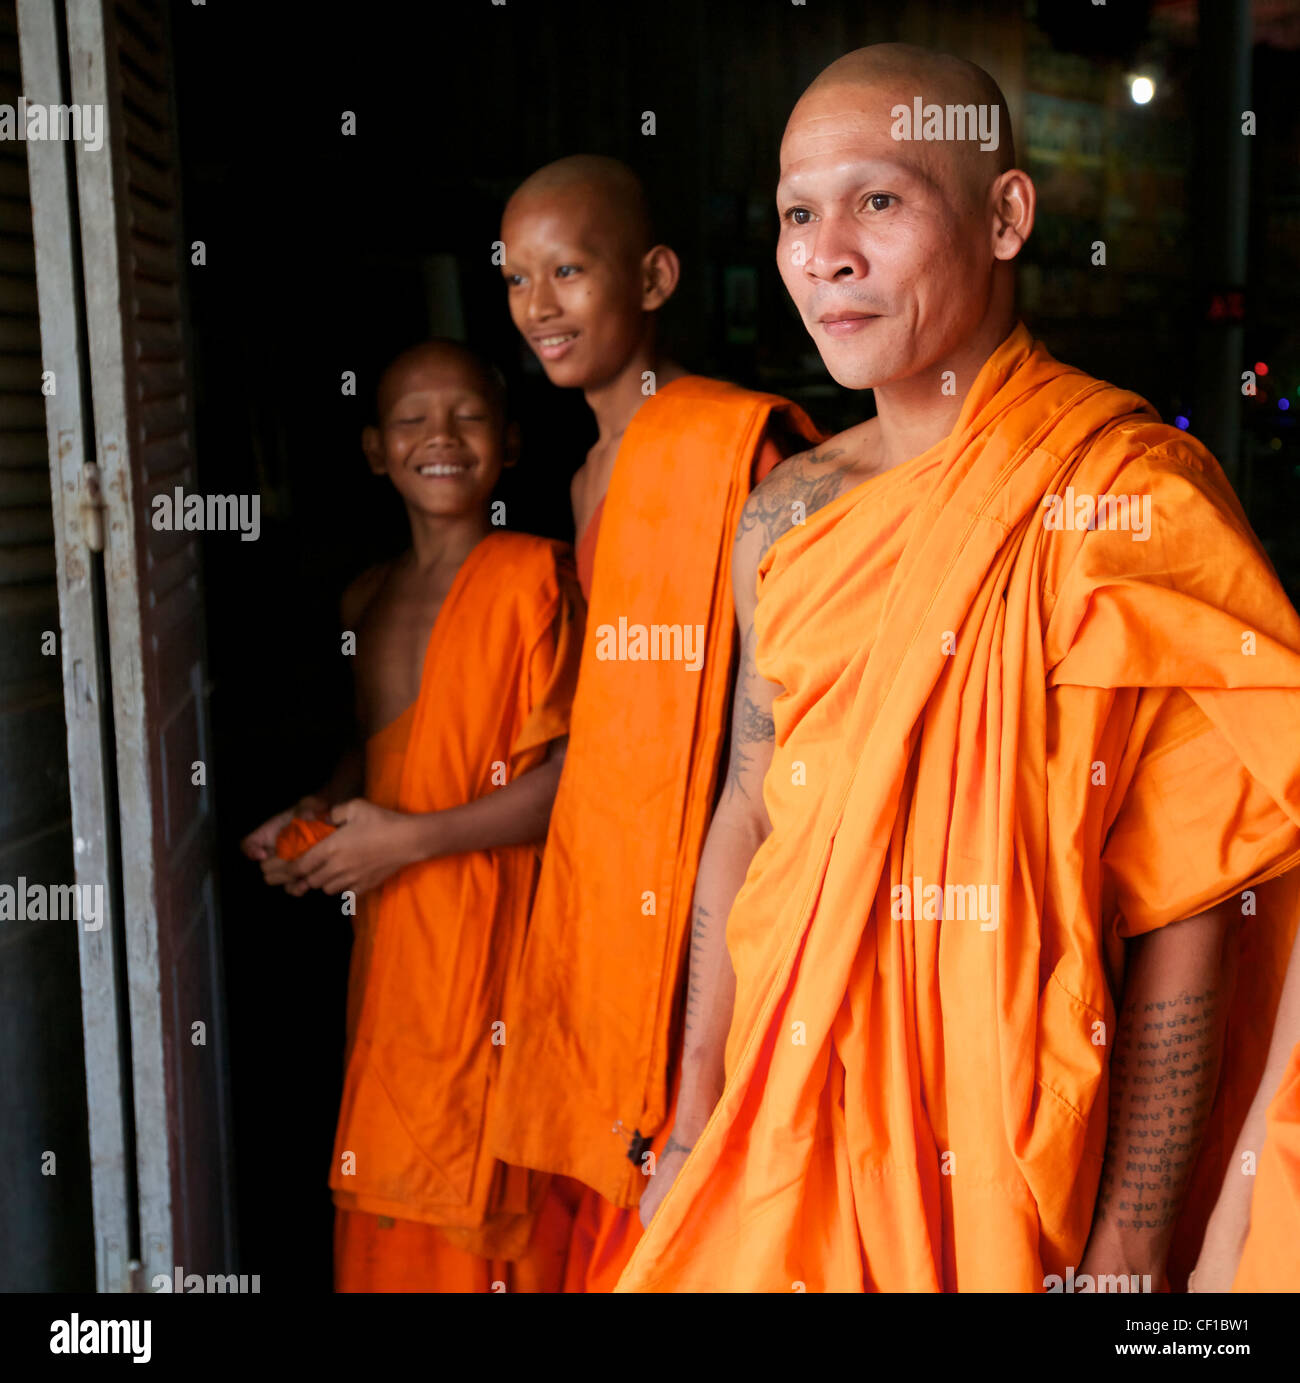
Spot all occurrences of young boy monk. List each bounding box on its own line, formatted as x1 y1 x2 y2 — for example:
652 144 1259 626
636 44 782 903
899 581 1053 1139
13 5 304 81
240 340 585 1292
483 155 821 1290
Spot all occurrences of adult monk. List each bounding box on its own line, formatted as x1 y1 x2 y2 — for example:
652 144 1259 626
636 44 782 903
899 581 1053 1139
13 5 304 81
485 156 820 1290
618 45 1300 1292
1191 930 1300 1291
241 341 584 1291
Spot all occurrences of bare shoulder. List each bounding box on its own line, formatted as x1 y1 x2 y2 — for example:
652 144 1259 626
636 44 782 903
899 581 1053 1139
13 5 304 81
340 559 394 631
735 432 864 563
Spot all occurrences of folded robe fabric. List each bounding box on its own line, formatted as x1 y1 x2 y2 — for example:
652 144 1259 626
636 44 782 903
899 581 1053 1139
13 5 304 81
325 531 584 1263
617 322 1300 1292
488 377 819 1210
1232 1041 1300 1291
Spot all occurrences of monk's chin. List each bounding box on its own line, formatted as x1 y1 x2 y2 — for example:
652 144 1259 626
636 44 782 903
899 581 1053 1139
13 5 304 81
821 359 892 392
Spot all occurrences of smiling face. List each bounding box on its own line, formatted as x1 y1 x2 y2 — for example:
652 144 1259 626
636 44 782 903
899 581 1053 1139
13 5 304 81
364 344 508 520
776 50 1022 393
500 158 678 392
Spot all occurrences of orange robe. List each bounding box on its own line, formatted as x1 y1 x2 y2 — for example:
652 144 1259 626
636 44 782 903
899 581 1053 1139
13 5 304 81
618 322 1300 1292
285 531 585 1291
1233 1041 1300 1291
488 380 817 1291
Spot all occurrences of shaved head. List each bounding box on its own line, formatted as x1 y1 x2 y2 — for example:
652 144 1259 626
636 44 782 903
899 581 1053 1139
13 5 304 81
506 155 654 260
500 155 680 391
376 340 506 423
795 43 1014 204
775 43 1031 394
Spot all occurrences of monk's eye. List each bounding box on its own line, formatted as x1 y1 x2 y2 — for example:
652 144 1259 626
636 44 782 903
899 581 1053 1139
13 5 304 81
866 194 897 212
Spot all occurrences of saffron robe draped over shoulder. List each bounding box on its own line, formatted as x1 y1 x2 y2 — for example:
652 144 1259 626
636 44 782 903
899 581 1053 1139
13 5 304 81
617 323 1300 1292
303 531 584 1275
1233 1040 1300 1291
488 378 819 1212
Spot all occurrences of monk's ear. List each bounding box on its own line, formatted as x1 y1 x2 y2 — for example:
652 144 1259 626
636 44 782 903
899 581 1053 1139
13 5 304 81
991 169 1035 262
361 425 386 476
502 421 521 470
641 243 681 311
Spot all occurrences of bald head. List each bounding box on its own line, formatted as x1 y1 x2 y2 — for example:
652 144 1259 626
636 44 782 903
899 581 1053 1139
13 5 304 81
376 340 506 424
500 155 680 391
775 44 1031 394
793 44 1014 203
506 155 654 259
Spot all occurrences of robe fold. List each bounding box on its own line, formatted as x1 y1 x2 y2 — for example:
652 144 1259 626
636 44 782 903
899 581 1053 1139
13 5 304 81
287 531 584 1289
617 322 1300 1292
488 377 818 1223
574 494 605 605
1232 1041 1300 1291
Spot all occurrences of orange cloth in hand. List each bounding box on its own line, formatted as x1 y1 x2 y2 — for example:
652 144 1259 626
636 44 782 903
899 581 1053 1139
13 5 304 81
275 817 336 860
330 532 584 1276
1233 1041 1300 1291
489 379 818 1215
618 323 1300 1292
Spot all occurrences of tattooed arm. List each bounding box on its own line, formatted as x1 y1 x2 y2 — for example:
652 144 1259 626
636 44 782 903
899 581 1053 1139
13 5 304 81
1080 903 1234 1284
639 449 849 1226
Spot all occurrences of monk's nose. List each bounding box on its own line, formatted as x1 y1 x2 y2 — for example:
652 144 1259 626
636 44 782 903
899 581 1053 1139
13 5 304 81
806 218 868 282
525 281 560 321
424 417 460 447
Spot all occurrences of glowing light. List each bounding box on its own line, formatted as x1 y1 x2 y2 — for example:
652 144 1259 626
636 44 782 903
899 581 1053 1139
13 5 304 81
1174 415 1190 429
1131 76 1155 105
1256 361 1270 377
1281 398 1291 411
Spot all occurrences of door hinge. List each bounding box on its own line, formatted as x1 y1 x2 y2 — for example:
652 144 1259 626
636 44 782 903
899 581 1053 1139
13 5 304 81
80 461 106 553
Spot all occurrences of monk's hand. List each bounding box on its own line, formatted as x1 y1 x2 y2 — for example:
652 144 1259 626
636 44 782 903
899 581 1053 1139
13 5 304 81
241 806 296 863
1078 1240 1167 1293
242 795 332 889
638 1133 693 1229
284 798 417 899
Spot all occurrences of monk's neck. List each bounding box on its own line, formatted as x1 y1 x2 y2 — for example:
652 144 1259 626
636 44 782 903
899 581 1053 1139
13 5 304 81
870 317 1018 472
583 342 685 445
404 508 491 579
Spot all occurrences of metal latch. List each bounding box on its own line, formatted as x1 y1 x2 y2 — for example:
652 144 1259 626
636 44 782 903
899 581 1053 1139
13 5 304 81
80 461 105 552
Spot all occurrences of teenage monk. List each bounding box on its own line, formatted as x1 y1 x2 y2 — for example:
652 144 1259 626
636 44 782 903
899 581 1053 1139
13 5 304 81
484 156 821 1290
1191 927 1300 1291
240 340 585 1291
617 44 1300 1293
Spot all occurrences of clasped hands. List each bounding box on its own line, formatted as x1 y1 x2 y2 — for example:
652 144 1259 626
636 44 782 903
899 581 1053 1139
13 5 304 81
240 797 423 900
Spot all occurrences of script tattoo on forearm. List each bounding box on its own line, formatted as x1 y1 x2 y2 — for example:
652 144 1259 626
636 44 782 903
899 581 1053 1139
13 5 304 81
684 901 712 1036
1096 986 1223 1234
735 446 848 556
